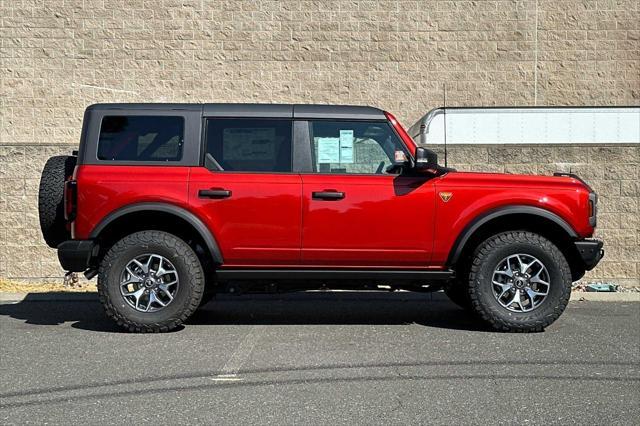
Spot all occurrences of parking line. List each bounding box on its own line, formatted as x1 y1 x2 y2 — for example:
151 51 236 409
219 325 265 377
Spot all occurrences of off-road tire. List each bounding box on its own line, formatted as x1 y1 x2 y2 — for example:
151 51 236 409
469 231 572 332
98 231 205 332
38 155 77 248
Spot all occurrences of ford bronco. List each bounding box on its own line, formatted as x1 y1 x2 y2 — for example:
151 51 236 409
38 103 603 332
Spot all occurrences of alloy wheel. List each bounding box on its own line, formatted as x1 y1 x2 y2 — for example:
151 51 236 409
119 254 179 313
491 253 550 313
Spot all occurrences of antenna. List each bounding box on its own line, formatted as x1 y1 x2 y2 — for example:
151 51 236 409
443 83 448 168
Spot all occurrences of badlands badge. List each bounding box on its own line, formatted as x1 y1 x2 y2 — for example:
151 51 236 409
439 192 453 202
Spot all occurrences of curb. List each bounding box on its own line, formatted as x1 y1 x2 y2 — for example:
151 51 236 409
569 292 640 302
0 290 638 304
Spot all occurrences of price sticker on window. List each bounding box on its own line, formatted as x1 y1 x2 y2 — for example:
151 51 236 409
339 130 354 164
317 137 340 163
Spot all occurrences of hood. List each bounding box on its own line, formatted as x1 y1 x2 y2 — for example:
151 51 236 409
438 170 592 192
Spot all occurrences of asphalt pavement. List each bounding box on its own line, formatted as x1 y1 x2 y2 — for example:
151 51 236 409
1 292 638 425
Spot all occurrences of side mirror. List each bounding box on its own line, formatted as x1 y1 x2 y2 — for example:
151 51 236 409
414 147 439 170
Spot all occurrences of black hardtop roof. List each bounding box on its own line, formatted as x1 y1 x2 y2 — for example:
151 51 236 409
86 103 386 120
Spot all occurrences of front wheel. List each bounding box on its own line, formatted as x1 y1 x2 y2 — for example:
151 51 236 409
98 231 205 332
468 231 572 332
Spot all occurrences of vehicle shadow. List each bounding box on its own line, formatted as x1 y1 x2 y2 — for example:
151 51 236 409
0 292 493 333
0 293 122 332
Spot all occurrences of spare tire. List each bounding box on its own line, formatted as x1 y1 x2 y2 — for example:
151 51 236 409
38 155 77 248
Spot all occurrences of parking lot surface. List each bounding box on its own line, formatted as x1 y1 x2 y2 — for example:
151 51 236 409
1 292 638 424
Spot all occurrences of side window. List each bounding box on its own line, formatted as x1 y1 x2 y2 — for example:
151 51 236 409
309 121 406 174
97 116 184 161
205 119 292 172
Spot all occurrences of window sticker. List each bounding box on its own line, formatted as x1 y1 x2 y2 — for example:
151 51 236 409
222 128 276 161
317 137 340 163
339 129 354 163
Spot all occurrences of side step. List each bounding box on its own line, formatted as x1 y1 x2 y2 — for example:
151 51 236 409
215 269 454 281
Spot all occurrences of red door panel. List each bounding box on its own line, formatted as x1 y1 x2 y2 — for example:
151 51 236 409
301 174 436 267
189 168 302 266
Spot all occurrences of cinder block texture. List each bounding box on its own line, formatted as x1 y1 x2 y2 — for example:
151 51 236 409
0 1 638 284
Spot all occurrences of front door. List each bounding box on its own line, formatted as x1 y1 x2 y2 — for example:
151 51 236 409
189 118 302 266
300 120 436 267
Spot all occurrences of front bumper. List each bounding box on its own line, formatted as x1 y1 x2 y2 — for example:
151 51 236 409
57 240 98 272
574 239 604 270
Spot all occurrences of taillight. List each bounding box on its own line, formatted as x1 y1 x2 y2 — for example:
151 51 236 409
588 192 597 227
64 180 77 221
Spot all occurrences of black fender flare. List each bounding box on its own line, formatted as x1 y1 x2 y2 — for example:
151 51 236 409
89 202 223 265
447 205 578 266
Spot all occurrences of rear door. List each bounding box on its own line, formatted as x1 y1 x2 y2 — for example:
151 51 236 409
189 117 302 266
298 120 436 267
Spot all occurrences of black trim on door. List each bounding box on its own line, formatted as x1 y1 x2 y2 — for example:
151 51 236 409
293 120 312 173
215 269 454 281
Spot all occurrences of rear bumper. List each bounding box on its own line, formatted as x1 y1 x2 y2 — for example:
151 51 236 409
574 239 604 271
57 240 98 272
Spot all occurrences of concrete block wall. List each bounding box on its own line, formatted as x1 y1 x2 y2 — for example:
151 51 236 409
0 0 638 284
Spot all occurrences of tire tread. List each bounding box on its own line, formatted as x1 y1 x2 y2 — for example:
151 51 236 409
468 231 572 332
97 230 204 333
38 155 76 247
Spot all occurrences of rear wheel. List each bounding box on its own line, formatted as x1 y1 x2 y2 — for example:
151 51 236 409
468 231 572 332
38 155 76 247
98 231 204 332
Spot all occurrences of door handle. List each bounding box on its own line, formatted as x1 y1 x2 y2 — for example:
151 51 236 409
312 191 345 201
199 189 232 199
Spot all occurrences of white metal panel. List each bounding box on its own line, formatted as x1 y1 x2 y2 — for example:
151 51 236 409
410 107 640 145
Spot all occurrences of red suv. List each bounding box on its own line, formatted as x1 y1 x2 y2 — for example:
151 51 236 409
38 103 603 332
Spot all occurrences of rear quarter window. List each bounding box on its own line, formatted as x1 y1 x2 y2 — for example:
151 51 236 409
97 116 184 161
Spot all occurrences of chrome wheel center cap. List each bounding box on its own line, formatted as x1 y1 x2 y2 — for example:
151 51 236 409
144 278 155 288
514 277 527 288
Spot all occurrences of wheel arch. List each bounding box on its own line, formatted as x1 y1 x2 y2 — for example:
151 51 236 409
447 206 585 281
90 202 223 266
